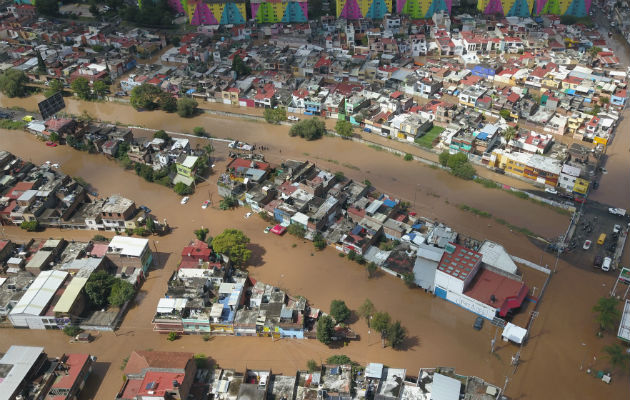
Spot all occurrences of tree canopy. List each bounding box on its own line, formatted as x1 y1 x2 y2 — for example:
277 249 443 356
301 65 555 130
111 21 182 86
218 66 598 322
232 55 251 78
153 129 171 143
158 92 177 113
316 315 335 345
130 83 163 110
177 97 198 117
108 279 135 307
211 229 251 266
438 151 475 180
264 108 287 124
174 182 193 195
45 79 64 98
71 77 92 100
387 320 406 349
358 299 375 321
36 0 59 16
593 296 621 332
289 118 326 140
93 80 109 98
85 270 116 309
371 311 391 333
0 69 29 98
330 300 351 323
335 119 354 138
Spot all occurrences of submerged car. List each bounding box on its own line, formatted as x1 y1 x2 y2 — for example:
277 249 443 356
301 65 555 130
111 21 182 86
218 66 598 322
583 240 592 250
473 316 484 330
202 200 210 209
180 196 189 205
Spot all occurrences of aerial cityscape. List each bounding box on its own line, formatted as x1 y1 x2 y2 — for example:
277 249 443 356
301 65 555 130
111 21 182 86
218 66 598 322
0 0 628 398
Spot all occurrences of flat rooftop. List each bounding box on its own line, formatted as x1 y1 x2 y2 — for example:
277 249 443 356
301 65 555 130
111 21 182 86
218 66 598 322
463 268 526 310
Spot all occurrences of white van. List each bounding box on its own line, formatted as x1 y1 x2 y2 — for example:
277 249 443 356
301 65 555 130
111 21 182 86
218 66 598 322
602 257 612 272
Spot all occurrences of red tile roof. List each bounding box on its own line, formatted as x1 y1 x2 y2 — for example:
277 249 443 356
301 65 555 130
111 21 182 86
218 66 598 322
463 268 527 316
437 243 481 281
124 351 192 376
227 158 270 171
47 354 91 400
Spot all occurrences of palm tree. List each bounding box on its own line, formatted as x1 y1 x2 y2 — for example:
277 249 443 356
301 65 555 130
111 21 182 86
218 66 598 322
593 297 621 332
604 344 630 372
503 126 517 143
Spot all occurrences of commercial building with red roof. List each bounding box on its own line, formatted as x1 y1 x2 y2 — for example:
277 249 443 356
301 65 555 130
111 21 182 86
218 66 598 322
433 243 527 320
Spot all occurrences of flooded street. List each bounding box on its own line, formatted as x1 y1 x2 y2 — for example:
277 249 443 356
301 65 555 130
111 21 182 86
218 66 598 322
0 94 628 399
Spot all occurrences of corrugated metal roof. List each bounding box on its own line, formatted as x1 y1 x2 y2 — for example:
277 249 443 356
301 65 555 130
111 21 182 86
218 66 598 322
53 277 88 313
0 346 45 398
431 373 461 400
10 270 67 316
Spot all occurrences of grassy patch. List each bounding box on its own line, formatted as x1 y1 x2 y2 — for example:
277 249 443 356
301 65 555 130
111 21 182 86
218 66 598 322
342 163 360 171
0 120 26 130
474 177 501 189
493 217 535 236
415 126 444 148
458 204 492 218
368 144 385 151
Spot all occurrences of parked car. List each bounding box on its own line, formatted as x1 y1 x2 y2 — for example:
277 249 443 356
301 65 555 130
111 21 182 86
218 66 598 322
583 240 592 250
288 115 299 121
244 212 252 219
602 257 612 272
545 187 558 195
180 196 189 205
202 200 210 209
594 255 603 268
264 226 271 234
473 316 484 330
45 141 57 147
140 205 151 214
613 224 621 234
609 208 626 217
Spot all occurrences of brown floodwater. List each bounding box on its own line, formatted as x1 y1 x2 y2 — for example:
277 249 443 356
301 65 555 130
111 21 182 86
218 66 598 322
0 95 628 399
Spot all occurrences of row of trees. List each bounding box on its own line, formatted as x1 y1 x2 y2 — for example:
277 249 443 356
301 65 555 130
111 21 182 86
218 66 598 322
0 69 29 98
130 84 198 117
592 297 630 372
263 108 287 124
70 77 109 101
359 298 407 349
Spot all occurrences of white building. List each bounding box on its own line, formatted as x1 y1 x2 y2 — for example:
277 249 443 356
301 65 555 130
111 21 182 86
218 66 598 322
558 164 581 192
9 270 68 329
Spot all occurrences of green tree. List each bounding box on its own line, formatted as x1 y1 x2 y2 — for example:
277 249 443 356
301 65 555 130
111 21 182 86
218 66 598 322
63 325 82 337
313 233 326 250
195 227 209 241
108 279 135 307
402 272 415 287
130 83 162 110
452 162 476 180
600 96 610 105
89 2 100 16
174 182 193 195
158 92 177 112
307 359 318 372
499 109 511 120
604 344 630 372
335 119 354 138
37 51 47 74
366 262 378 279
316 315 335 345
358 299 375 321
326 355 352 364
438 150 450 166
145 216 155 233
593 297 621 332
0 69 29 98
45 79 64 98
153 129 171 143
20 220 39 232
232 55 251 78
287 223 306 238
404 153 413 161
211 229 251 266
85 270 115 309
219 196 237 210
263 108 287 124
347 250 357 261
177 97 198 117
93 80 109 98
289 118 326 140
387 320 406 349
71 77 92 100
167 332 178 341
49 131 60 143
194 354 207 368
446 152 468 169
371 311 391 333
193 126 206 136
35 0 59 16
330 300 351 323
503 126 517 142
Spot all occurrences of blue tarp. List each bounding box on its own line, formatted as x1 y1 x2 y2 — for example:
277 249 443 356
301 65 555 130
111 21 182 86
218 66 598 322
186 89 196 95
351 225 363 235
476 132 488 140
412 223 423 229
383 199 396 208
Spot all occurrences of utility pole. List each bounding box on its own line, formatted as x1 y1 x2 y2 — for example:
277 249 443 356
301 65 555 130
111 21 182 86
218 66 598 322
502 376 509 396
491 326 498 353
